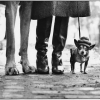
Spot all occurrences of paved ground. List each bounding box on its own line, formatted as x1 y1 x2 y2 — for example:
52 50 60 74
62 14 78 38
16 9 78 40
0 42 100 99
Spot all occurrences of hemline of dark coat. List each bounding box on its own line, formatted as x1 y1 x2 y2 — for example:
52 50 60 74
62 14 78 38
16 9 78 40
31 1 90 20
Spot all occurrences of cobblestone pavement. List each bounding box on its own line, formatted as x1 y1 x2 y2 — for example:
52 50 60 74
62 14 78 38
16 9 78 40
0 44 100 99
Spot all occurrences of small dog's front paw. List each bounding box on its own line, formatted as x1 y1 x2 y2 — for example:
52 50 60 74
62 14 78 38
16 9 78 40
80 71 83 73
71 71 75 74
83 72 87 74
72 72 75 74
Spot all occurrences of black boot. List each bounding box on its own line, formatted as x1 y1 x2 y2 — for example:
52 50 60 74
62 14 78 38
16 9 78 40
52 16 69 74
52 52 64 74
35 16 52 74
36 52 49 74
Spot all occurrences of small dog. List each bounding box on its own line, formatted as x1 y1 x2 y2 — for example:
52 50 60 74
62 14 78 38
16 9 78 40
70 37 95 74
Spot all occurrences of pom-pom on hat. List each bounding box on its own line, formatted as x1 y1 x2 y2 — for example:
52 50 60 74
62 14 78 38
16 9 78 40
78 37 91 47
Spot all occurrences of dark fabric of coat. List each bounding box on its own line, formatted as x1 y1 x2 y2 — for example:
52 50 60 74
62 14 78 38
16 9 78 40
31 1 90 19
69 1 90 17
0 1 6 5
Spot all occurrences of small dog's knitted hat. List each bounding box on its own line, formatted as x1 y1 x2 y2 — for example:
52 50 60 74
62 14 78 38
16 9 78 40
78 37 91 47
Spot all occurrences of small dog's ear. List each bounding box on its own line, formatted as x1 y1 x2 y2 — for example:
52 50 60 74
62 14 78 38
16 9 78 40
89 44 95 50
74 39 79 48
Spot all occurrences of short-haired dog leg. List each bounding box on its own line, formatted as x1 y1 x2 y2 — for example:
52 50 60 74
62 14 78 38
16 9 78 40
5 1 19 75
71 62 75 74
19 2 35 74
80 63 83 73
84 58 89 74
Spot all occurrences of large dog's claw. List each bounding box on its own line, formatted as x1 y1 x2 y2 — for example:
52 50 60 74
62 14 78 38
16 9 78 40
5 66 19 75
20 59 36 74
22 66 36 74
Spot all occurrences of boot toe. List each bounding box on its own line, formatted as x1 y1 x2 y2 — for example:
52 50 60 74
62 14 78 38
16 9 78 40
36 66 49 74
52 66 64 74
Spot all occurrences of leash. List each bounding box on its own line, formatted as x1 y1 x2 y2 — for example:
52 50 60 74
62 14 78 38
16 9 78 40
77 1 81 39
78 17 81 39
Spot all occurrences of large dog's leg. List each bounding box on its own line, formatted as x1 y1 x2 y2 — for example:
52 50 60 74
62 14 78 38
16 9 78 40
5 1 19 75
19 1 35 74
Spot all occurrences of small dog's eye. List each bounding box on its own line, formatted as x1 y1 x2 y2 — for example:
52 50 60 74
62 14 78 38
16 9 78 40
79 45 83 49
85 48 88 51
84 46 88 51
79 46 82 50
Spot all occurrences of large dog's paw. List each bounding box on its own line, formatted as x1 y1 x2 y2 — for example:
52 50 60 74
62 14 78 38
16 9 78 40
20 58 36 74
5 63 19 75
